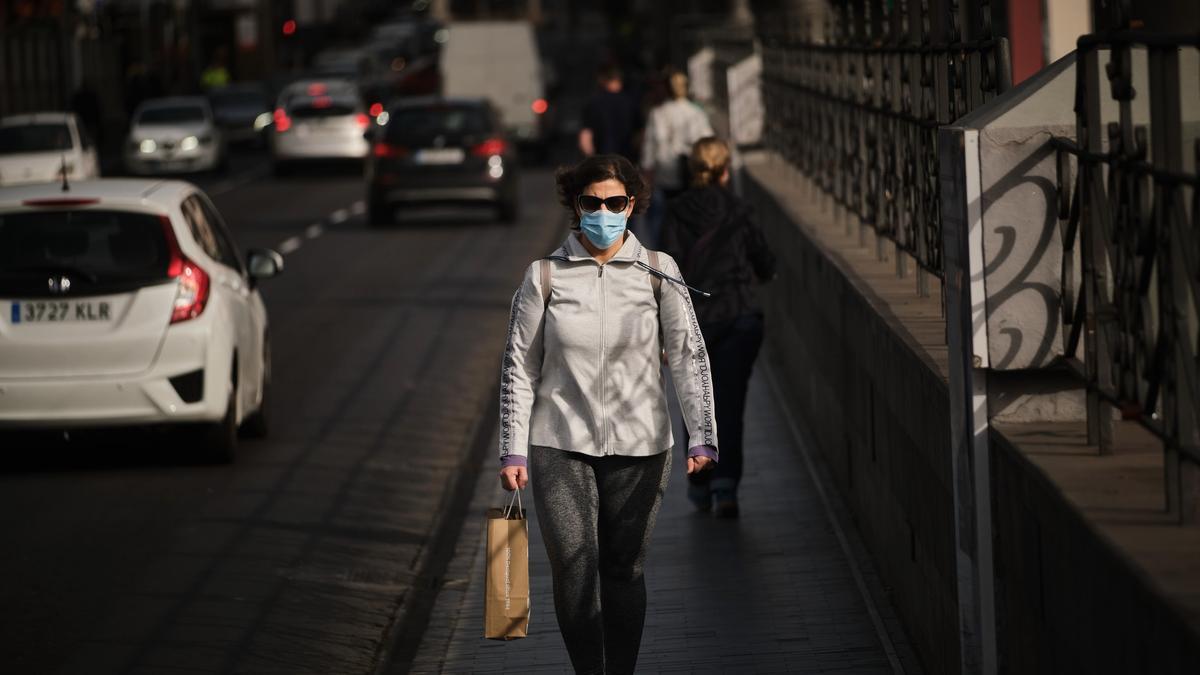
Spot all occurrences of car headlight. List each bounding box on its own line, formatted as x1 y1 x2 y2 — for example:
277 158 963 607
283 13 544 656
139 139 157 153
180 136 199 151
253 112 272 131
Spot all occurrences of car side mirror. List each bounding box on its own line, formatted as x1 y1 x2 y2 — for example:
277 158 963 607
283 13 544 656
247 248 284 282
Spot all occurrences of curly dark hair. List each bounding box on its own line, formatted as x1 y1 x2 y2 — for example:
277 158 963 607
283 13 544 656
555 154 650 228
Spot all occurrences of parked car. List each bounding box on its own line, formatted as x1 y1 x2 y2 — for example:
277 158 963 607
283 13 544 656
271 79 370 174
0 112 100 186
208 83 272 147
125 97 227 175
0 179 282 461
365 97 519 224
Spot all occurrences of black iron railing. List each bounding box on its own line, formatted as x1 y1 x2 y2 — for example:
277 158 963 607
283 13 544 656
759 0 1009 290
1050 21 1200 522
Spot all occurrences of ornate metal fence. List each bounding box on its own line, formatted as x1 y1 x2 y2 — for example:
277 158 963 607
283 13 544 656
759 0 1009 293
1050 17 1200 522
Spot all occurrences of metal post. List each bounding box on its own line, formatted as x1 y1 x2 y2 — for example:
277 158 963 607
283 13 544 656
1078 45 1114 453
941 127 998 675
1148 42 1198 524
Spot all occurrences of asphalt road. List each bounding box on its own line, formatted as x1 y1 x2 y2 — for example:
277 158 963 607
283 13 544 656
0 150 566 674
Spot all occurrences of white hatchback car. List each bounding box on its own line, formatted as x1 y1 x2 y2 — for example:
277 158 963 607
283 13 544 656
125 97 227 175
0 112 100 186
0 179 282 461
271 79 370 174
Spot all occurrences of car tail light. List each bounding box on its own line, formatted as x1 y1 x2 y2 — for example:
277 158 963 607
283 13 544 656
161 216 210 324
373 142 409 158
531 98 548 115
273 107 291 133
369 102 384 117
355 113 370 129
471 138 507 157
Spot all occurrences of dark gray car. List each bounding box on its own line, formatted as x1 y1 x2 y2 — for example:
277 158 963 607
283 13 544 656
365 98 519 224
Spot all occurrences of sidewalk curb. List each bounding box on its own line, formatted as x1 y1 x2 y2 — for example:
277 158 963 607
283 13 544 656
370 395 497 675
408 425 507 672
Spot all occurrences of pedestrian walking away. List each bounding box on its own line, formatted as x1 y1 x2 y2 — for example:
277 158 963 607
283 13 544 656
660 137 777 518
638 69 714 247
498 153 718 674
641 70 713 201
578 65 642 163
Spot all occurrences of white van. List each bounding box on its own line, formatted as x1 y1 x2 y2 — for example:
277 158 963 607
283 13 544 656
440 21 546 147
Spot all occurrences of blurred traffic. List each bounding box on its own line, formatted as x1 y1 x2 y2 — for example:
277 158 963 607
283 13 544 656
0 2 581 450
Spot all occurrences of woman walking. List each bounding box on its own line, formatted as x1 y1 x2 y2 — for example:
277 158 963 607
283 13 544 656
661 137 776 518
498 154 717 674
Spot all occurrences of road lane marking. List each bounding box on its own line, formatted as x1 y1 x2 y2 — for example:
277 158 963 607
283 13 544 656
276 198 363 256
279 236 303 254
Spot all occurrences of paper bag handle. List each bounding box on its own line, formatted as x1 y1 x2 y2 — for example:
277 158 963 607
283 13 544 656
503 488 524 520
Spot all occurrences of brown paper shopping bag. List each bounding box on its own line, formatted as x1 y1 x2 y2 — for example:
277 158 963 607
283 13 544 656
484 489 530 639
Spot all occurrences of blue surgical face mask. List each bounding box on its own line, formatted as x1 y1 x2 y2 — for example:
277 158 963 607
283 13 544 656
579 209 627 248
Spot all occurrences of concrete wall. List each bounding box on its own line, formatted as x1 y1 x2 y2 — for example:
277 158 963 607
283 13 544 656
990 430 1200 675
742 166 961 675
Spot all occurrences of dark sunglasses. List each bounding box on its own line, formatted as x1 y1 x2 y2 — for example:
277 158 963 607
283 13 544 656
577 194 631 213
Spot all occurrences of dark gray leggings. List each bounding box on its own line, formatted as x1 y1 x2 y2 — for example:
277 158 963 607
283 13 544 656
530 446 672 675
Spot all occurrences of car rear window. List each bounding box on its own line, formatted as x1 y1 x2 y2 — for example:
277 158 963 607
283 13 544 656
0 124 73 155
138 106 206 125
0 210 171 297
385 106 492 142
290 103 357 118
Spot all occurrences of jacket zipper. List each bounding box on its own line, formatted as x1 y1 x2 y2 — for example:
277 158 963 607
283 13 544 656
598 263 607 454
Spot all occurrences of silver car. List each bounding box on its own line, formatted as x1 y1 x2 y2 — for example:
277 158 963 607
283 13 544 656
125 97 227 175
0 112 100 186
270 79 370 174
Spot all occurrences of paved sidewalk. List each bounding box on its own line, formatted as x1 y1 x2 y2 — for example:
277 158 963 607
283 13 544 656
409 370 923 674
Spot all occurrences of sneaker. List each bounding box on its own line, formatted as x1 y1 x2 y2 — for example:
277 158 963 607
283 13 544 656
687 483 712 512
713 489 739 518
714 500 740 518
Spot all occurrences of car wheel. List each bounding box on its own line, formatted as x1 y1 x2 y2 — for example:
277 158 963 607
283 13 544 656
201 378 238 463
498 197 518 224
240 340 270 439
368 196 392 226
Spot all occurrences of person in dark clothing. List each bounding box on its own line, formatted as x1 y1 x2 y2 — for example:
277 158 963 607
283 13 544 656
660 136 776 517
578 64 642 162
71 80 103 149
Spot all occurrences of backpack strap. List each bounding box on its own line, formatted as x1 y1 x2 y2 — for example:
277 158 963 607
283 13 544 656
646 250 662 302
539 258 552 309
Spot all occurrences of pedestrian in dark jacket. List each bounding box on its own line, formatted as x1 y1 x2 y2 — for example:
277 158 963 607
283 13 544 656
660 136 776 517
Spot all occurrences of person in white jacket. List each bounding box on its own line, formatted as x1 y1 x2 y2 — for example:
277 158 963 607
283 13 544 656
641 71 714 198
498 154 717 674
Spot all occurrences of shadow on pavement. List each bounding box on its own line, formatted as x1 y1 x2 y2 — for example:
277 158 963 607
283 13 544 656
0 428 250 473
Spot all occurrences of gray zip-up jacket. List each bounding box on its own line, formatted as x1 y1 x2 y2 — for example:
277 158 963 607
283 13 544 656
499 231 717 466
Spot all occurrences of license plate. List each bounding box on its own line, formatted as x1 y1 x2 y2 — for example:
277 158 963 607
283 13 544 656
415 148 465 165
10 300 112 323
